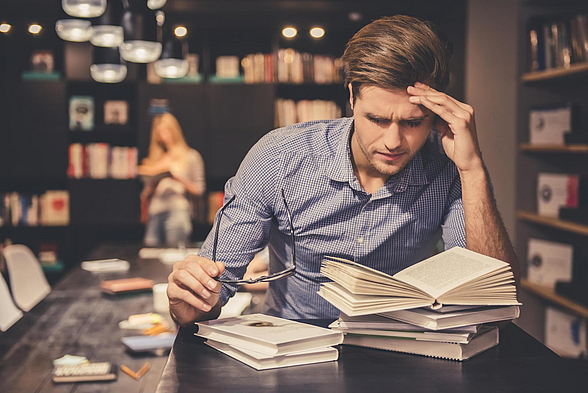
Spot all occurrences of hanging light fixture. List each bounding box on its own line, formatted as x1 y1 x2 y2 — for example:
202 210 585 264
62 0 106 18
147 0 167 10
154 27 188 79
90 45 127 83
120 0 161 63
90 0 124 47
55 19 93 42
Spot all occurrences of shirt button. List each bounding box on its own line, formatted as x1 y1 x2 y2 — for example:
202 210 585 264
357 236 364 244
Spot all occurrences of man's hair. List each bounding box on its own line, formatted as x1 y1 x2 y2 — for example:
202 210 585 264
341 15 452 102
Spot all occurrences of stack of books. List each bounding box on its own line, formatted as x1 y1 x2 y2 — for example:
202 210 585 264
195 314 343 370
319 247 521 361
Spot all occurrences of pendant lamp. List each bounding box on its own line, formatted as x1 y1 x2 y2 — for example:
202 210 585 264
147 0 167 10
90 0 124 47
55 19 93 42
90 46 127 83
62 0 106 18
154 32 188 78
120 0 161 63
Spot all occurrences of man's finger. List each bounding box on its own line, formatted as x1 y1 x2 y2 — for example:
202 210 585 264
167 282 212 312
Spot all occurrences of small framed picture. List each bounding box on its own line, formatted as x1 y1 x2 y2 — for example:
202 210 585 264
31 50 54 73
104 100 129 125
69 96 94 131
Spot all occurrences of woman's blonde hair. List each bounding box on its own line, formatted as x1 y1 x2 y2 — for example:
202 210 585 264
145 112 189 163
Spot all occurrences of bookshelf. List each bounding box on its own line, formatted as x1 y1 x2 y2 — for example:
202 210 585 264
516 1 588 353
519 144 588 153
521 279 588 319
517 211 588 237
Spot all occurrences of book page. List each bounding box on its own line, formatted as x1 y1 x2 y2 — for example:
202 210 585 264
393 247 509 299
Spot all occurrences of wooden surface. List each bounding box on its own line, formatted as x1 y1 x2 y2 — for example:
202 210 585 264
520 62 588 82
521 279 588 319
0 244 173 393
519 144 588 153
157 321 588 393
517 211 588 237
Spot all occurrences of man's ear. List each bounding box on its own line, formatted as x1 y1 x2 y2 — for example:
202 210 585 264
348 84 354 111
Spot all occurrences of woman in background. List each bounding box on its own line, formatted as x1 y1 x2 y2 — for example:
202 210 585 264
139 113 206 247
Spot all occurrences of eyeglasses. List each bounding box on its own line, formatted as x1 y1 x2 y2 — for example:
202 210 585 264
212 189 296 284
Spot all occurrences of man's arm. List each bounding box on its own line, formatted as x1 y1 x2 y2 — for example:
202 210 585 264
408 82 520 286
459 165 520 285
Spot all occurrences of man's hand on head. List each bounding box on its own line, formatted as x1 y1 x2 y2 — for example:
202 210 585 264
407 82 484 174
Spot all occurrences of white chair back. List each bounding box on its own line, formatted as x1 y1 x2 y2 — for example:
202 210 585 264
3 244 51 312
0 272 23 331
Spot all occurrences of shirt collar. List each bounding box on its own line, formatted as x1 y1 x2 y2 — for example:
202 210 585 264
324 118 431 191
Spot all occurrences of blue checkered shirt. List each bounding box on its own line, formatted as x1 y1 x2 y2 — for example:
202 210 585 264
199 117 466 319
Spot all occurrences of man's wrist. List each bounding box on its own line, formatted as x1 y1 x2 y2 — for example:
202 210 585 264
458 159 485 182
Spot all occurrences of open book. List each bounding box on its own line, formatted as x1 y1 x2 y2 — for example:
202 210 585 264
319 247 520 316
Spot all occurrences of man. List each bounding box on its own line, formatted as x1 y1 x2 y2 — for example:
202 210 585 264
167 15 520 325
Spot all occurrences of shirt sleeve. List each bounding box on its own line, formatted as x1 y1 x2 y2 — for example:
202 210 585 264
441 173 466 250
198 133 283 305
187 149 206 194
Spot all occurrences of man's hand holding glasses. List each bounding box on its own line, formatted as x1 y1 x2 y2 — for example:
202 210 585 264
167 190 295 325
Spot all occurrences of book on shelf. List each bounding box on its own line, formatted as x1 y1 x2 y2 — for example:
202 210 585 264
318 246 520 317
68 143 137 179
529 14 588 72
275 98 341 128
104 100 129 125
69 96 94 131
205 340 339 370
342 325 499 361
379 305 520 331
194 314 343 356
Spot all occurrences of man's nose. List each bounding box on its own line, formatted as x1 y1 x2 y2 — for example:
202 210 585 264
383 123 402 151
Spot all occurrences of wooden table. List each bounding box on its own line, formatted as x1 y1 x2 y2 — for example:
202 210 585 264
0 244 173 393
157 322 588 393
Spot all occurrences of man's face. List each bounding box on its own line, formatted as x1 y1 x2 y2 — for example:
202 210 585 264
350 84 435 178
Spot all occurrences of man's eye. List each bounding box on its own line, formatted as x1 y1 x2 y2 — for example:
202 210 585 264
369 117 388 125
407 121 422 128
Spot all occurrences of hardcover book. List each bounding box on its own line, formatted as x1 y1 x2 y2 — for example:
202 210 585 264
343 325 499 361
195 314 343 356
205 340 339 370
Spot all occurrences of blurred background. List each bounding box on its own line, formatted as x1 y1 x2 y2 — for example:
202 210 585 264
1 0 588 358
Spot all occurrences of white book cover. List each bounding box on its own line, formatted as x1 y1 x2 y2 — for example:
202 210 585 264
195 314 343 356
205 340 339 370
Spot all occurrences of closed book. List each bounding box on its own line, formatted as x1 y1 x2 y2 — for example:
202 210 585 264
330 313 480 333
99 277 155 294
379 305 520 330
331 327 477 344
205 340 339 370
343 325 499 361
194 314 343 356
318 247 519 317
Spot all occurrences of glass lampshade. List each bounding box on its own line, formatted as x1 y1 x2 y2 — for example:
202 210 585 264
90 64 127 83
55 19 92 42
90 25 123 47
120 40 162 63
147 0 167 10
154 58 189 78
62 0 106 18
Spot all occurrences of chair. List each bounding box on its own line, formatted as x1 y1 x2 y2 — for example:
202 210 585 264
2 244 51 312
0 272 23 331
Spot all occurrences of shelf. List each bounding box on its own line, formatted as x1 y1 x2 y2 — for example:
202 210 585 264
521 279 588 319
519 144 588 153
517 211 588 237
521 62 588 83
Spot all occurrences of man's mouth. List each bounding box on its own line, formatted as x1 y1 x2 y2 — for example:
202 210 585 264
377 151 405 162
